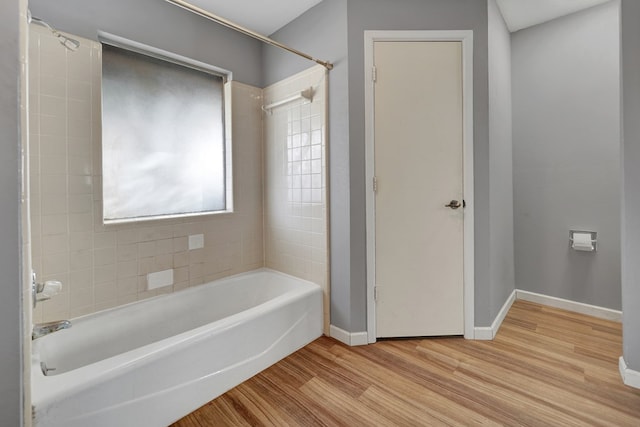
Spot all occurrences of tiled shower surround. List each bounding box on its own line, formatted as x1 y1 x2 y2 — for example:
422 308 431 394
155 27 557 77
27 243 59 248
29 25 329 328
29 26 262 322
263 67 330 332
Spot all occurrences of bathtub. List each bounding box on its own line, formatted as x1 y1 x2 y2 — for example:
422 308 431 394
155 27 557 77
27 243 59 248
31 269 323 427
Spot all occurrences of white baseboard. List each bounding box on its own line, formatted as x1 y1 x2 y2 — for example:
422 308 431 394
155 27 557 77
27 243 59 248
474 289 516 340
330 325 368 346
619 357 640 389
516 290 622 322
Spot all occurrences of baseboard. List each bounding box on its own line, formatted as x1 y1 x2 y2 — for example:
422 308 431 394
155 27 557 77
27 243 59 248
474 289 516 340
516 290 622 322
619 357 640 389
329 325 368 346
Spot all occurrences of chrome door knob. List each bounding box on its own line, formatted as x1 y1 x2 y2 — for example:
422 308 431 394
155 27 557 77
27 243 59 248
445 200 462 209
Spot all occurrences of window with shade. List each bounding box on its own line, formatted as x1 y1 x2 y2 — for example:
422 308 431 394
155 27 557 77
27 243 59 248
101 41 232 224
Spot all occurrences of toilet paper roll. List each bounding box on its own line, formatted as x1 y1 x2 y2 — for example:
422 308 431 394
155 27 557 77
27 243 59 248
572 232 594 251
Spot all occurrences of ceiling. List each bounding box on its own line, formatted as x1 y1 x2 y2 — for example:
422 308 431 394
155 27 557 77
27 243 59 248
495 0 612 32
185 0 323 35
182 0 613 36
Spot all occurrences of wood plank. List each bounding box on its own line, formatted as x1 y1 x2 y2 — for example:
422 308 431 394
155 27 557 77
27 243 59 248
172 300 640 426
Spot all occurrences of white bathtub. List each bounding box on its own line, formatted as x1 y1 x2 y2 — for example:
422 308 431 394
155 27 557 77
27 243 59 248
31 269 323 427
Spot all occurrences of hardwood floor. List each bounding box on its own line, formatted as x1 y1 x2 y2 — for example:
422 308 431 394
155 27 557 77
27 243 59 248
173 300 640 426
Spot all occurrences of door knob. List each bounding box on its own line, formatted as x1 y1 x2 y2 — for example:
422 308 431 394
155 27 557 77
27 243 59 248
445 200 462 209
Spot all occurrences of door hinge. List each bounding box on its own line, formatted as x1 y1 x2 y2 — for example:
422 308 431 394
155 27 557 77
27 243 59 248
374 286 378 301
372 66 377 83
373 176 378 193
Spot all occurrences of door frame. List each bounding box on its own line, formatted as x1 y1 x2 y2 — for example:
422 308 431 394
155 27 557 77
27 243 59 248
364 30 475 343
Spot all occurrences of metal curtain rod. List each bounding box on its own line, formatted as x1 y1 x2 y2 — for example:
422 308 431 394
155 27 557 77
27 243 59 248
165 0 334 70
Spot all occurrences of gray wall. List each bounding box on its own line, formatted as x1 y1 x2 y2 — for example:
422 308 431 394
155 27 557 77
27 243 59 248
28 0 264 87
346 0 491 328
0 1 24 425
512 2 621 309
266 0 495 331
621 0 640 371
488 0 515 321
265 0 493 332
262 0 354 330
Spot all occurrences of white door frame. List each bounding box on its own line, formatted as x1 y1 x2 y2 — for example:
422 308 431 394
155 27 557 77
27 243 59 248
365 30 475 343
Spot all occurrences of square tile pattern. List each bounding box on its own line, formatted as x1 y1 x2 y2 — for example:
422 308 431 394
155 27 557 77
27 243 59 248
28 26 310 322
263 66 330 332
29 26 329 327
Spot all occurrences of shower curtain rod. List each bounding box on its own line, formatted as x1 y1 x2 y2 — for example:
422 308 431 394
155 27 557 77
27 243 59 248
165 0 334 70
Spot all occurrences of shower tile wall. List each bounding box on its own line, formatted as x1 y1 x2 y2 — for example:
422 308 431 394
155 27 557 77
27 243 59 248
29 25 264 322
263 66 330 333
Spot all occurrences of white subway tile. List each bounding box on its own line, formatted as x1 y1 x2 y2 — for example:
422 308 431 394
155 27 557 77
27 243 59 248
68 156 92 175
173 252 189 268
117 260 138 279
116 277 137 297
41 193 68 215
40 155 67 175
94 247 115 267
41 233 68 255
94 264 116 285
67 118 91 139
138 241 156 258
42 252 68 276
68 194 92 214
115 228 139 246
67 137 92 158
69 269 93 290
68 212 93 232
40 51 66 79
69 287 93 309
156 238 174 255
116 244 138 262
69 250 93 271
40 95 66 118
40 114 66 137
67 80 91 101
68 175 92 195
67 48 92 82
69 231 92 251
39 133 66 156
40 75 66 98
94 282 116 305
154 254 173 271
67 98 91 122
41 214 68 235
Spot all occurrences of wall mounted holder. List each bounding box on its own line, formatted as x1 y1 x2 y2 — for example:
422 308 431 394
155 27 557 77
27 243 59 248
570 230 597 252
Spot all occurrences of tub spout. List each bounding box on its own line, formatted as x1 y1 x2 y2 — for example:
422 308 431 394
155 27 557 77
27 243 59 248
32 320 71 340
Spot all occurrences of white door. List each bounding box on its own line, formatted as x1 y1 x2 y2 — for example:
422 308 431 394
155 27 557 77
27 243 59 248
374 41 464 338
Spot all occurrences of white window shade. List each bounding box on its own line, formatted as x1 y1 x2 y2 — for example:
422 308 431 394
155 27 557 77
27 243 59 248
101 43 230 223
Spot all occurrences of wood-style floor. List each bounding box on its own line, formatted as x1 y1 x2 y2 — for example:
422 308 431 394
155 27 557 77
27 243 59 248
173 300 640 426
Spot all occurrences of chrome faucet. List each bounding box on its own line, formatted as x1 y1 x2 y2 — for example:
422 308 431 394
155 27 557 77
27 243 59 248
32 320 71 340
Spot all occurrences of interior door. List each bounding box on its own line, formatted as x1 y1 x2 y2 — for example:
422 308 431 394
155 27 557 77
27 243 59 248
374 40 464 338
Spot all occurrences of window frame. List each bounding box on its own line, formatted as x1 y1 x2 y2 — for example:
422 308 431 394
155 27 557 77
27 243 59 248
98 32 234 224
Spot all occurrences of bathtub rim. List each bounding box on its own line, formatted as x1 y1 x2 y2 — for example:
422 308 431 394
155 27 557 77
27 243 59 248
31 268 322 410
50 267 316 326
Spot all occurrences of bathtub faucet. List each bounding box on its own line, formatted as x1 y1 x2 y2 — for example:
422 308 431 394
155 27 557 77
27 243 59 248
32 320 72 340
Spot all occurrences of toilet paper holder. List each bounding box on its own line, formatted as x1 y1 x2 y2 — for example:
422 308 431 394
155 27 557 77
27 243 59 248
569 230 597 252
